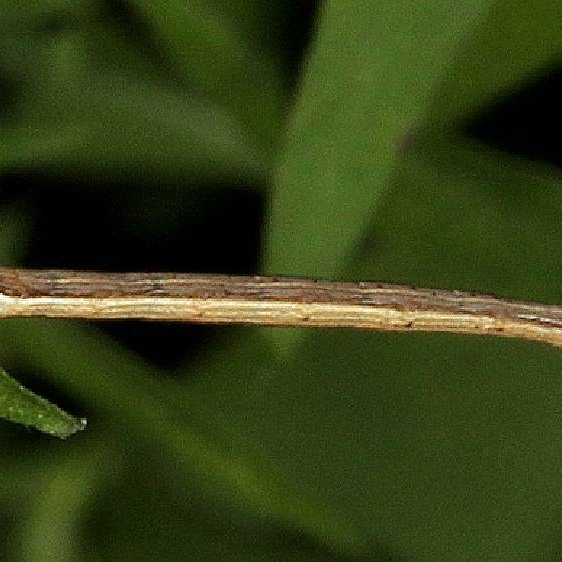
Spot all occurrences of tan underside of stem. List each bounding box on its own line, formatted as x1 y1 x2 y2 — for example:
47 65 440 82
2 295 562 347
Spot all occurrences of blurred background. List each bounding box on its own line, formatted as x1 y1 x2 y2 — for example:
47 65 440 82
1 1 562 561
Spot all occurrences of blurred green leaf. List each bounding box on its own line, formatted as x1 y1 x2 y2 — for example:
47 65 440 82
213 138 562 561
427 0 562 128
19 445 117 562
2 1 562 560
0 7 266 183
0 0 97 26
264 0 495 280
0 367 86 438
0 319 369 558
124 0 286 157
85 446 362 562
213 0 294 60
352 133 562 298
1 77 265 182
0 46 264 181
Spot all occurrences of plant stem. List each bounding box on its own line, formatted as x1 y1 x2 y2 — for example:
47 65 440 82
1 267 562 347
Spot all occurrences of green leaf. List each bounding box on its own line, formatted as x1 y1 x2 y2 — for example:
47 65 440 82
19 444 116 562
0 320 368 558
0 10 266 183
85 444 361 562
0 0 97 27
352 133 562 298
2 78 263 186
264 0 495 280
223 139 562 561
0 78 265 182
427 0 562 128
126 0 285 157
0 368 86 439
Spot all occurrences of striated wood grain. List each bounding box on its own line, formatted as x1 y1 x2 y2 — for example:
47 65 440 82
1 267 562 347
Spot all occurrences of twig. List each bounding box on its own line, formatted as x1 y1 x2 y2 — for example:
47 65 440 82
1 267 562 347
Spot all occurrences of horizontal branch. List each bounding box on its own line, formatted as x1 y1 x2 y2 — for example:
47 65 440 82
1 268 562 347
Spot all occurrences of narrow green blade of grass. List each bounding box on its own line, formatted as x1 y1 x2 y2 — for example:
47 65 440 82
264 0 494 281
427 0 562 128
0 368 86 439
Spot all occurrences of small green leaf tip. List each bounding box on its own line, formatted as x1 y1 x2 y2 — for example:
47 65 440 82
0 367 86 438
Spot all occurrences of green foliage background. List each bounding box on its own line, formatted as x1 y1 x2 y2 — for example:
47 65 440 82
1 1 562 560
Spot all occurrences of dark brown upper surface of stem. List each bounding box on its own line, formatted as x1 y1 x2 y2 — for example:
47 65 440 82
1 268 562 329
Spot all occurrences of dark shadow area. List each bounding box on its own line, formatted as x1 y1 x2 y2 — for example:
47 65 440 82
466 64 562 169
281 0 320 86
0 0 317 383
0 174 264 368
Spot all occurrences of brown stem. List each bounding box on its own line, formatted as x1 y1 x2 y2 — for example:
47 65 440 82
1 267 562 347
